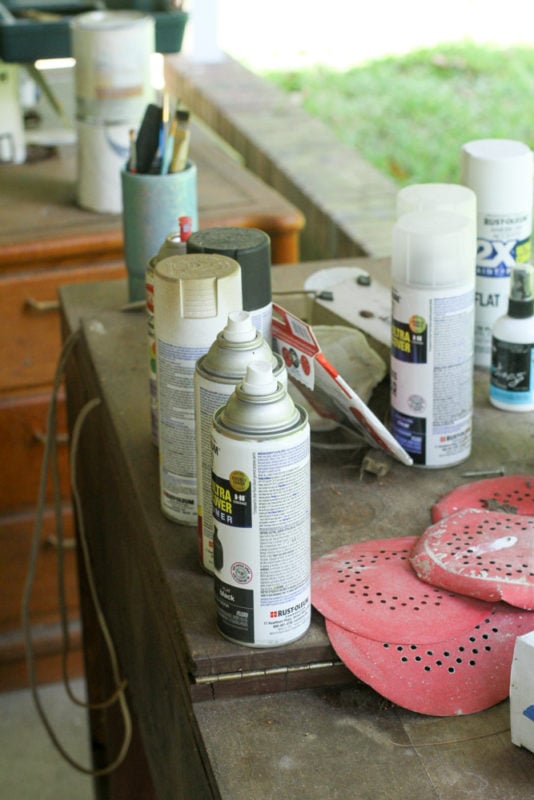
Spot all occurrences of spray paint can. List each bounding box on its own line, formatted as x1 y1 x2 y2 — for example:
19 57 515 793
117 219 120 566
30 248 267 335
390 210 474 468
154 253 242 525
490 263 534 412
187 227 273 342
195 311 286 573
211 361 310 648
461 139 533 369
147 216 192 446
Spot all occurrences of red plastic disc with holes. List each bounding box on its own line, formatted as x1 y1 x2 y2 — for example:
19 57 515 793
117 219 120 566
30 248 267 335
432 475 534 522
326 602 534 716
410 508 534 610
311 537 492 644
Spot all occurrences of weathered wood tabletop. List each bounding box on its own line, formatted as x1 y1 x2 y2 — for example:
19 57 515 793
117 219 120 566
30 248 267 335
60 258 534 800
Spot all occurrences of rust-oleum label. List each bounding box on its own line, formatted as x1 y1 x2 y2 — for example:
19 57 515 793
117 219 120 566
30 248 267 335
211 421 310 648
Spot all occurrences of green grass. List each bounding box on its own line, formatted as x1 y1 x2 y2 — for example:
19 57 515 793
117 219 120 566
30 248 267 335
262 42 534 187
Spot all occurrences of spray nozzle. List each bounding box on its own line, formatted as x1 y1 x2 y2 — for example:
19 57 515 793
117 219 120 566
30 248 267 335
241 361 278 395
223 310 257 343
508 264 534 318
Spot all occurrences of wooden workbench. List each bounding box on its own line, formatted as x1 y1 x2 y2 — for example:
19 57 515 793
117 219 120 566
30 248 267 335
0 117 305 690
60 259 534 800
0 118 304 270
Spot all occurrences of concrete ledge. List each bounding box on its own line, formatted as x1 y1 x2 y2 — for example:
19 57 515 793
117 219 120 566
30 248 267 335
164 55 397 262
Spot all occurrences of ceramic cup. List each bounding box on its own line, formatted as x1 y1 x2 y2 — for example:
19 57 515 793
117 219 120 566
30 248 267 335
121 160 198 301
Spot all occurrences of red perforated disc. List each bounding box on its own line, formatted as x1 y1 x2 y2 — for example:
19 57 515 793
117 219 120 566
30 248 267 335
410 508 534 610
326 603 534 716
311 537 492 643
432 475 534 522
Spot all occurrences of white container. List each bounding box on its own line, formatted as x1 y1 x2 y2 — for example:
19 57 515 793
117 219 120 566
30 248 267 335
0 63 26 164
71 10 155 122
510 630 534 753
461 139 534 369
212 361 310 648
390 210 475 468
76 118 132 213
154 253 242 525
490 264 534 411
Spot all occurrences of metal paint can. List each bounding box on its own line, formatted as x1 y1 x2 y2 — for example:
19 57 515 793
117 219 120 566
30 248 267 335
195 311 286 573
154 253 242 525
211 361 310 648
147 217 192 446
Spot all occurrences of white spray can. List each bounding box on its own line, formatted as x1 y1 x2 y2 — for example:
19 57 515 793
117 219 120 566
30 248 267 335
490 263 534 412
211 361 310 648
154 253 242 525
461 139 533 369
390 211 474 468
194 311 286 573
147 217 192 447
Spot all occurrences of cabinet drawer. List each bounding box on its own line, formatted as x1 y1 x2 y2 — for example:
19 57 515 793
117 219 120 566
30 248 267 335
0 504 78 632
0 389 70 514
0 260 125 392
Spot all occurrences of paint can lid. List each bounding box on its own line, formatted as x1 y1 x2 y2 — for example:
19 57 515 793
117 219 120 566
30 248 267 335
460 139 533 212
154 253 242 319
392 210 474 289
396 183 477 264
186 227 272 311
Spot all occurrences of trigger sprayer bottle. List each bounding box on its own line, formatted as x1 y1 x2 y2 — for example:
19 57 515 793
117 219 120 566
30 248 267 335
490 263 534 412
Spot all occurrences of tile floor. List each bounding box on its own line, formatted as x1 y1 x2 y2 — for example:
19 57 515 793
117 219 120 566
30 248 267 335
0 678 93 800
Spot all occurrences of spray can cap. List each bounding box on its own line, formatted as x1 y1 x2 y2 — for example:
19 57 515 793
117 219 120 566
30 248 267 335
223 310 257 343
508 264 534 318
392 210 474 288
241 361 278 395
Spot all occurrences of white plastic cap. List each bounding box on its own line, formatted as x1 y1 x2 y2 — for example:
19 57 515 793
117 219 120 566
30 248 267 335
392 210 474 288
223 310 256 343
241 361 278 395
396 183 477 262
461 139 533 213
396 183 476 221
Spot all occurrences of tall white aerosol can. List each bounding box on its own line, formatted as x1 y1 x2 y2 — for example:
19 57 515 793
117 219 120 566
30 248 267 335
390 210 475 468
211 361 310 648
490 263 534 412
194 310 286 573
461 139 533 369
154 253 242 525
147 217 192 447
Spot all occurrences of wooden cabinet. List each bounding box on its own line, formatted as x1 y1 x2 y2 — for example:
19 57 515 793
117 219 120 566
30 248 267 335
0 259 126 691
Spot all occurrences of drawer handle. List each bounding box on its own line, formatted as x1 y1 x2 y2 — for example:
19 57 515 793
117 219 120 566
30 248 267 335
25 297 60 313
33 430 69 445
45 534 76 550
